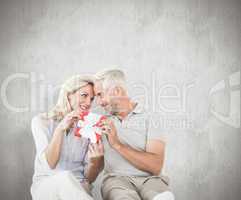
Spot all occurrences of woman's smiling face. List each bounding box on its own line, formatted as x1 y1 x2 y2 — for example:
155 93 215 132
67 83 94 113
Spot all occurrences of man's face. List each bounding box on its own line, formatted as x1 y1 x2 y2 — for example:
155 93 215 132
94 81 120 114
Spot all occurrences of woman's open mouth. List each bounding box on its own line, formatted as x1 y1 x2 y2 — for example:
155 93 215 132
79 105 89 111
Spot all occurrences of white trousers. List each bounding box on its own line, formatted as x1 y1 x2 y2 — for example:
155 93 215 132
31 171 93 200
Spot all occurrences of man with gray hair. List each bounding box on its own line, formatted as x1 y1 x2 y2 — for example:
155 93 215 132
94 69 174 200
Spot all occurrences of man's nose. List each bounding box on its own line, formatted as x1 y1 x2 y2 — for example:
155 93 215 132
100 99 107 107
95 96 100 105
96 97 106 107
96 96 103 105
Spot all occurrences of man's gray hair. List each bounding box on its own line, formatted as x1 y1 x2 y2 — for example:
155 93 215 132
94 69 127 90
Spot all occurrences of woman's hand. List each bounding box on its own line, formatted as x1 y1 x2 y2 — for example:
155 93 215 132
88 140 104 160
57 111 81 132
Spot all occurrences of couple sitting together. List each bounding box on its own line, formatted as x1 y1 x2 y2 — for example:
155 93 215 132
30 69 175 200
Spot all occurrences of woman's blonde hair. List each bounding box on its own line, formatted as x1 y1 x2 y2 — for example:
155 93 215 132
47 75 94 121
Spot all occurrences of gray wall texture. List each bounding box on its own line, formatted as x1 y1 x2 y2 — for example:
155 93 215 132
0 0 240 200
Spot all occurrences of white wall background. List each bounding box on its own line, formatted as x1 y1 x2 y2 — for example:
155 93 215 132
0 0 240 200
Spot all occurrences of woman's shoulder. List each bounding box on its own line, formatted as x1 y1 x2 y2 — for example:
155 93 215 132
31 113 54 128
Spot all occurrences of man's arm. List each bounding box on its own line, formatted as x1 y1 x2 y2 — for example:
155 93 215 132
113 139 165 175
102 120 165 175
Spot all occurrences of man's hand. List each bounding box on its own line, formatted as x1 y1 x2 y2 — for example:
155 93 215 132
100 119 121 149
100 118 165 175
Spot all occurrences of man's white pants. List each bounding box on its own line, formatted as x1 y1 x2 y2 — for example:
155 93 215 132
31 171 93 200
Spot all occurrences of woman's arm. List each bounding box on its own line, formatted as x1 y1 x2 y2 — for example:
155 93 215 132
44 127 65 169
45 111 81 169
85 157 104 183
85 141 104 183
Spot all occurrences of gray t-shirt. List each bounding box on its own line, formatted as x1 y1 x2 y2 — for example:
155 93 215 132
31 114 90 190
103 103 166 177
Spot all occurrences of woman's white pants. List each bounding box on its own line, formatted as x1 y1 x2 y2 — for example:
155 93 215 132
31 171 93 200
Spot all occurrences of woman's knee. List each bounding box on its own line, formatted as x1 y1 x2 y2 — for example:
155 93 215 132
55 171 82 189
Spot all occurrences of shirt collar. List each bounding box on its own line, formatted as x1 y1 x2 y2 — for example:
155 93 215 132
131 101 144 114
105 101 144 120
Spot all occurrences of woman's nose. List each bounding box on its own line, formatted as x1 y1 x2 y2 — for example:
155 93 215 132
85 97 92 106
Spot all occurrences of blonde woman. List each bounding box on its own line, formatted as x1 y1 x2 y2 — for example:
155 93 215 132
30 75 104 200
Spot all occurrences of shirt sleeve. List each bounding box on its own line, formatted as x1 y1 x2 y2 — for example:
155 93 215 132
147 113 167 143
31 115 52 171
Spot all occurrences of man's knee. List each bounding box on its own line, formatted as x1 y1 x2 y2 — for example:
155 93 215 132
103 187 140 200
101 176 140 200
139 176 170 200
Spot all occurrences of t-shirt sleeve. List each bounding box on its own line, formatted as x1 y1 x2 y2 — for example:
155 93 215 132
147 113 167 143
